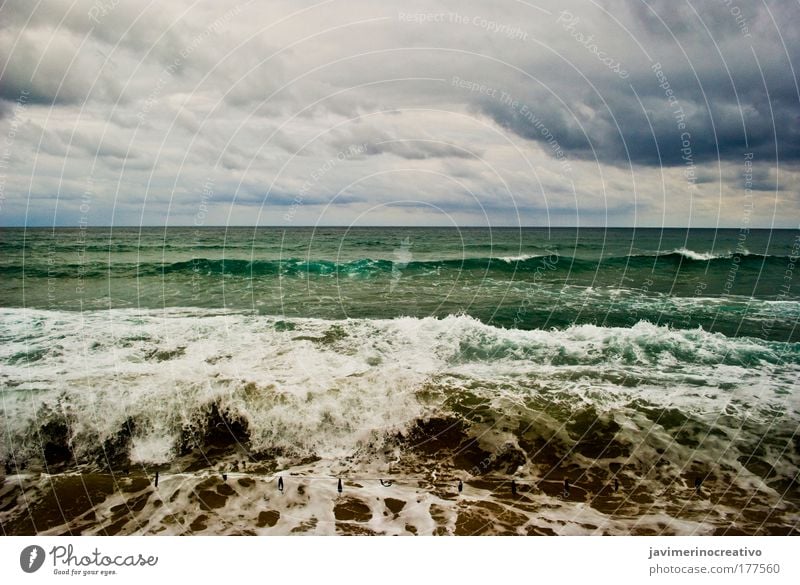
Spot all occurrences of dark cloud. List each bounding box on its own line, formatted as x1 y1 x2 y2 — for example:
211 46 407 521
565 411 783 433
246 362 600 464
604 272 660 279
452 0 800 169
477 56 799 168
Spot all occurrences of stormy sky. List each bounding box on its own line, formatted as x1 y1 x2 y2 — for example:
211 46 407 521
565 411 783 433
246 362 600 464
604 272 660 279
0 0 798 227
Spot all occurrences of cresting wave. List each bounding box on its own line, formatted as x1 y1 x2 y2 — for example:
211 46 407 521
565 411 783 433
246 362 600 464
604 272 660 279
658 247 749 261
0 250 786 279
2 308 798 473
2 308 799 535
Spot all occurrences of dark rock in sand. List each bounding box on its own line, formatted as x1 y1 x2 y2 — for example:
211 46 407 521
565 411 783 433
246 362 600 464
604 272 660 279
333 497 372 522
256 510 280 528
336 524 379 535
290 517 318 532
217 482 235 497
192 477 229 510
197 490 227 510
125 492 150 513
384 497 406 515
455 509 493 535
189 515 208 532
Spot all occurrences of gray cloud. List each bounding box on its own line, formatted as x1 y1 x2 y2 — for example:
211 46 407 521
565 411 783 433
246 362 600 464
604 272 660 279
472 0 800 168
1 0 798 227
327 124 481 160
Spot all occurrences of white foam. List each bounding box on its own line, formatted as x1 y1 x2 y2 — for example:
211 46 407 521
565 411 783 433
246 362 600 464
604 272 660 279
1 309 797 474
3 308 796 536
129 435 174 465
669 247 727 261
495 254 541 263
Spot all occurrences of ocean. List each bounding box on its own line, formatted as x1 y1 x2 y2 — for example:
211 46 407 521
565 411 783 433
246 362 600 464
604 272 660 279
1 227 799 535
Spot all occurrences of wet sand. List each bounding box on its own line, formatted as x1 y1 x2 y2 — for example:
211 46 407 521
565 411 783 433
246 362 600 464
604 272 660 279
2 465 797 536
3 412 798 536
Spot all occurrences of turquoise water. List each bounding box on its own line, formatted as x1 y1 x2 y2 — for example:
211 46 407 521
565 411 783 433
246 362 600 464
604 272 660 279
2 227 799 340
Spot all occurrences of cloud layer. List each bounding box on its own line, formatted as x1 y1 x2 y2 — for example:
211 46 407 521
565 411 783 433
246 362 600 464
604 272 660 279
1 0 798 227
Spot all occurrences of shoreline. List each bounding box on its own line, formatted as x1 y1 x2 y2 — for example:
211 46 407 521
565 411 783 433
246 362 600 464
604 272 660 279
3 457 798 536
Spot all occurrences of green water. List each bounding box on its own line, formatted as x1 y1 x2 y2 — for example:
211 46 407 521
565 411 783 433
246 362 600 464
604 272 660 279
2 227 798 340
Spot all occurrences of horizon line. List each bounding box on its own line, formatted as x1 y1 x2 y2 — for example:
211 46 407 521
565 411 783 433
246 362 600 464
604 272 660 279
2 225 797 230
